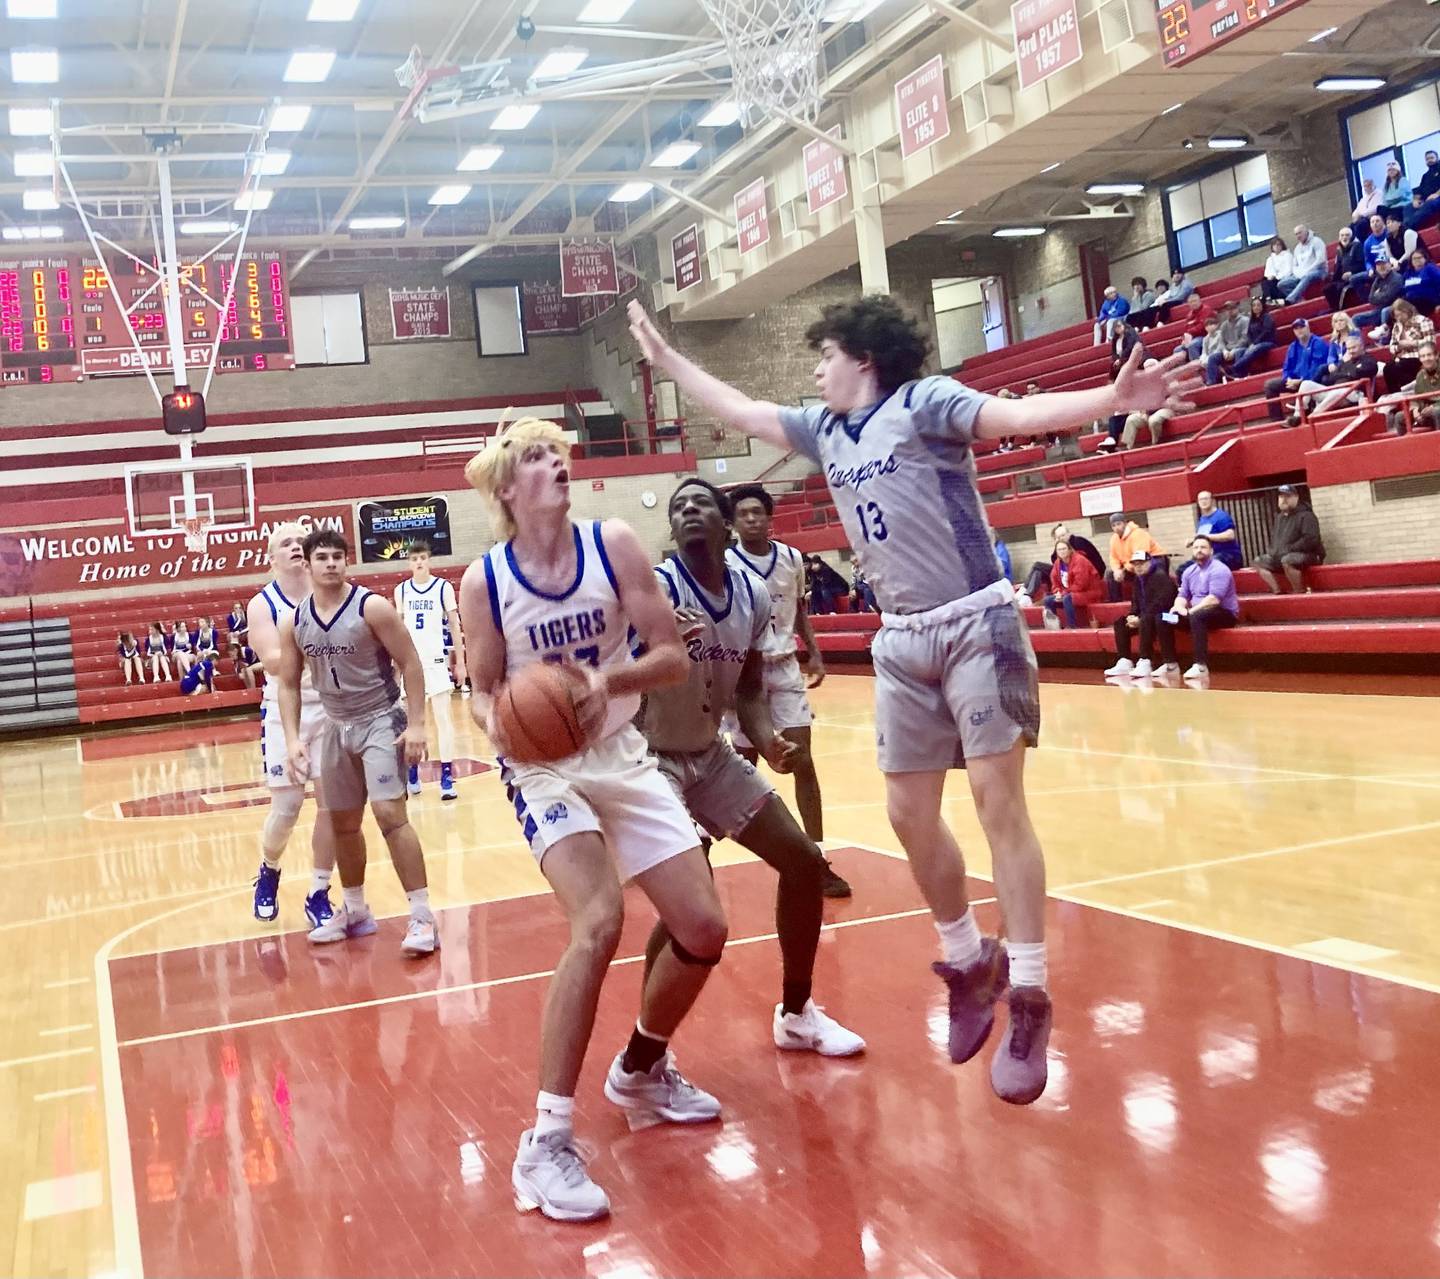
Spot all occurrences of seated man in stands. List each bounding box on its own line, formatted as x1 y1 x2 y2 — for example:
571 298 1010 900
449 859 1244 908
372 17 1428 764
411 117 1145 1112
1105 549 1179 679
1278 224 1327 305
1350 177 1383 242
1230 295 1278 379
1252 485 1326 594
1202 299 1250 385
1164 535 1240 682
1354 256 1403 332
1384 210 1420 264
1412 150 1440 226
1383 339 1440 433
1042 539 1104 629
1324 225 1368 312
1093 284 1130 345
1152 267 1194 324
1362 213 1391 273
1173 292 1213 350
1191 490 1243 571
1106 511 1163 603
1126 276 1156 327
1019 522 1106 604
1265 318 1335 422
1286 332 1378 425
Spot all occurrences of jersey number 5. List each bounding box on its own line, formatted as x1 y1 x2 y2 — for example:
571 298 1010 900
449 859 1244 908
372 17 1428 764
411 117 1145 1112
855 501 888 543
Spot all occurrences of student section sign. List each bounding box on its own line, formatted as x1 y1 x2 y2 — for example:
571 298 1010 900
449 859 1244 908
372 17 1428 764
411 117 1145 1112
357 496 453 562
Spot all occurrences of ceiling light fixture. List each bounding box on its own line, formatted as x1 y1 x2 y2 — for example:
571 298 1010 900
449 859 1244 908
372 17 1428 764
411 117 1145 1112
13 150 53 177
652 141 701 167
283 50 336 82
7 0 58 16
457 145 504 171
577 0 635 19
822 0 886 20
993 226 1045 237
1207 136 1248 149
1314 75 1385 92
234 189 274 210
8 106 53 135
10 47 59 82
349 215 406 230
179 220 238 234
533 48 589 79
306 0 359 18
1161 102 1183 115
609 181 654 202
1308 26 1338 41
428 184 471 205
22 189 58 210
490 104 539 130
1086 181 1145 195
269 104 312 132
5 225 64 239
258 150 291 175
1040 162 1061 174
698 100 742 127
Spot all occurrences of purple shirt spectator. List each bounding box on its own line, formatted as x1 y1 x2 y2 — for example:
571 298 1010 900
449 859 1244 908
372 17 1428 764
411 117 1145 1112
1179 558 1239 617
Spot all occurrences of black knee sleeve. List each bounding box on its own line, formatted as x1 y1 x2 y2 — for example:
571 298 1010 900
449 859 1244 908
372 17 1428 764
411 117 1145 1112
669 935 723 967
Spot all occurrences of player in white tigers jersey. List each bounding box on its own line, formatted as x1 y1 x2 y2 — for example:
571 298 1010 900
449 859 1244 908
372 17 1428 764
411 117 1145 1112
246 522 337 932
394 541 463 800
460 416 728 1225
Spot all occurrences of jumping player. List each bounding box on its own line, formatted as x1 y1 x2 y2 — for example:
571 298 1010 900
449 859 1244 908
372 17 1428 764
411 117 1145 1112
247 522 338 928
394 540 463 800
639 478 864 1058
723 483 850 899
277 528 437 957
460 416 729 1224
629 296 1199 1103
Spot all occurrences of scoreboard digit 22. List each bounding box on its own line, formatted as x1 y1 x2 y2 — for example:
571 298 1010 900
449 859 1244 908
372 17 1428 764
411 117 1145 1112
1155 0 1308 67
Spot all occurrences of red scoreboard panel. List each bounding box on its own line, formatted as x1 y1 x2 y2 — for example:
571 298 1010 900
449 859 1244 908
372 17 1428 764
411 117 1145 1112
1156 0 1310 67
0 249 294 386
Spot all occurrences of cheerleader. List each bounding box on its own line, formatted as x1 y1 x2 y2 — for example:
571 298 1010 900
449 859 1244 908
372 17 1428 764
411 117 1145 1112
145 622 172 682
116 631 144 685
169 618 196 676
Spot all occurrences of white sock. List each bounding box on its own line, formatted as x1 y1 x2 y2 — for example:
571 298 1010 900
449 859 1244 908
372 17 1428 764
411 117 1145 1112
406 887 431 918
309 867 333 895
1009 941 1048 990
534 1091 574 1139
342 885 367 913
262 854 282 872
935 909 983 968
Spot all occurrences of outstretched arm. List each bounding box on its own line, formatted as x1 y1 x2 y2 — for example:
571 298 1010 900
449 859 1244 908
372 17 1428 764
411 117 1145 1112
627 300 788 449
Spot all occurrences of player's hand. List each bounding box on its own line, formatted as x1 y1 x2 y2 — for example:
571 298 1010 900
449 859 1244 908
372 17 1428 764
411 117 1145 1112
573 664 610 743
481 699 512 755
801 651 826 688
400 725 428 767
764 736 800 774
287 744 311 785
674 607 705 640
627 300 670 365
1114 343 1203 416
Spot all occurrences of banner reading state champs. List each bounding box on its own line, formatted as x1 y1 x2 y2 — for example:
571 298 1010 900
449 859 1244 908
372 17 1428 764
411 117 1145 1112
357 496 453 562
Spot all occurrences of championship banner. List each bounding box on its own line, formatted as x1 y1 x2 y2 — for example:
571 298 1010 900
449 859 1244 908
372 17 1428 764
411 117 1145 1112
895 54 951 158
0 505 353 598
357 496 454 562
735 178 771 255
803 130 848 215
389 287 452 340
672 224 703 292
559 237 620 297
1012 0 1083 89
522 279 582 334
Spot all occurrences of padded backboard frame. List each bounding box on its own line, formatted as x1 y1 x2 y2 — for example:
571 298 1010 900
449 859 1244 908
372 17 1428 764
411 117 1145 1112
124 457 255 539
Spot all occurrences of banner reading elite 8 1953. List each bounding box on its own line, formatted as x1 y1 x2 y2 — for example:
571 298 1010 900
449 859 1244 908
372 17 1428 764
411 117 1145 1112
357 496 454 562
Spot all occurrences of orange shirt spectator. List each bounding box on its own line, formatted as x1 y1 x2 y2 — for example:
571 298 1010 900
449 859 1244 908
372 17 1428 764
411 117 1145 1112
1106 512 1164 601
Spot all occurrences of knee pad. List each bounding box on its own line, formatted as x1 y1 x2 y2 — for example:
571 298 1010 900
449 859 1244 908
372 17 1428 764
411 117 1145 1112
669 935 723 967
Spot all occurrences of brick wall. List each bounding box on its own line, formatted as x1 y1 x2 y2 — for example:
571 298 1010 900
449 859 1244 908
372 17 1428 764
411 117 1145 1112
1309 480 1440 562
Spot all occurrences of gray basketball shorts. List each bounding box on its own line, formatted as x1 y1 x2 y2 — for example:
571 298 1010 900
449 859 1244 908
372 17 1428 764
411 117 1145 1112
316 703 409 810
655 738 775 840
871 601 1040 773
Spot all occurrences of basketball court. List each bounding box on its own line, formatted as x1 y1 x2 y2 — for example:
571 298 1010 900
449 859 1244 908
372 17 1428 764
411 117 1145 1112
4 0 1440 1275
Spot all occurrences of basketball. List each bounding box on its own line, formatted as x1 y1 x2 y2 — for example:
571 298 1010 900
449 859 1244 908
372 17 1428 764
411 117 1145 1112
492 663 589 762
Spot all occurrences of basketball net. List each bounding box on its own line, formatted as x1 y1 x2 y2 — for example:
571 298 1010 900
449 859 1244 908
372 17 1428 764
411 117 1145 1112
697 0 828 127
182 516 213 554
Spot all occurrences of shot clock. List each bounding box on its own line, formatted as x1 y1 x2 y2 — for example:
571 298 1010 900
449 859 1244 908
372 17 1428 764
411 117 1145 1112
1155 0 1309 67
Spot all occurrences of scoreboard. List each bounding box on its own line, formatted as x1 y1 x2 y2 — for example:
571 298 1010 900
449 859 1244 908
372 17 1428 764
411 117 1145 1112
0 249 294 386
1155 0 1310 67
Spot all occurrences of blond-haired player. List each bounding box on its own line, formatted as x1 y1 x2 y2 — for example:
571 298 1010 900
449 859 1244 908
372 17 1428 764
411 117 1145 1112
248 521 338 933
460 416 729 1223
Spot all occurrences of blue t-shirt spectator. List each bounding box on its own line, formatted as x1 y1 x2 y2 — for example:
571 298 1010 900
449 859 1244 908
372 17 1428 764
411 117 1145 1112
994 536 1012 581
1194 507 1243 569
1363 230 1393 271
1403 261 1440 310
1098 293 1129 322
1179 558 1239 617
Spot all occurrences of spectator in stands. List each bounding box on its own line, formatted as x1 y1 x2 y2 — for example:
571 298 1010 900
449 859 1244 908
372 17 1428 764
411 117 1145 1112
1175 290 1213 343
225 600 247 654
1350 176 1383 241
1278 224 1327 304
1383 339 1440 433
1330 311 1361 346
195 615 219 654
1190 489 1244 571
1019 522 1106 603
1286 333 1379 425
1118 401 1174 451
1407 190 1433 232
1203 299 1251 385
1192 314 1224 365
1025 380 1042 396
1043 538 1104 630
1252 485 1325 594
994 534 1012 582
1106 511 1163 602
1324 225 1368 311
1381 298 1436 394
1354 256 1404 332
1153 267 1195 324
1401 247 1440 316
1093 284 1130 345
850 562 877 613
1110 320 1146 375
1261 236 1293 303
1363 213 1391 272
1265 317 1335 421
1166 534 1241 682
806 554 848 615
235 642 264 690
1230 294 1278 379
1384 210 1420 264
168 618 195 676
1131 276 1171 329
1105 549 1180 679
1380 159 1412 218
117 631 144 685
1127 275 1156 323
1413 150 1440 225
145 622 172 683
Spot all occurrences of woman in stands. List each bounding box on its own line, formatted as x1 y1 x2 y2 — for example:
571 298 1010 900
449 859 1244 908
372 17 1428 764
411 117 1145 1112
145 622 172 683
1327 312 1359 348
1230 295 1278 380
1261 237 1292 305
1382 298 1436 395
1043 540 1104 630
1401 248 1440 317
116 631 144 685
226 600 248 655
195 616 218 655
235 641 264 690
169 617 196 676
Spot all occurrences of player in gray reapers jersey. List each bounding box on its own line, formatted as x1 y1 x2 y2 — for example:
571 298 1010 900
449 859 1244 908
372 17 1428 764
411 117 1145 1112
636 478 864 1058
277 527 438 956
629 295 1200 1104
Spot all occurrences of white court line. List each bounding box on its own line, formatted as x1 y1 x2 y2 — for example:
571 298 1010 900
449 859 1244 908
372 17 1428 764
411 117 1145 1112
1129 899 1176 911
0 1046 93 1072
43 977 91 990
35 1085 96 1102
115 897 999 1050
39 1023 94 1038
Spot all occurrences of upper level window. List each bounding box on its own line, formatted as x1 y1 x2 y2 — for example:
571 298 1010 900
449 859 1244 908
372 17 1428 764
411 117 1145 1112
1164 155 1272 270
1344 79 1440 197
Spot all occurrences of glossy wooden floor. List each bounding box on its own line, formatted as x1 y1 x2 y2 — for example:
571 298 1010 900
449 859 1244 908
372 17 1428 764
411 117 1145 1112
3 675 1439 1279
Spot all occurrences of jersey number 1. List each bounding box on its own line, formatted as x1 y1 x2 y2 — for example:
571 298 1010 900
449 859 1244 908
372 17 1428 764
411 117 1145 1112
855 501 888 542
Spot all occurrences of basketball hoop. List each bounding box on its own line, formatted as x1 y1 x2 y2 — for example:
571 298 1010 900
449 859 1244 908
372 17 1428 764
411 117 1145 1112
182 516 213 554
697 0 828 127
395 45 426 90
